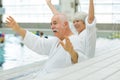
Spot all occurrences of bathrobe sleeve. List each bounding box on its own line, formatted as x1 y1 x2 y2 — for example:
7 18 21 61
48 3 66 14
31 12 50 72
84 16 96 58
23 31 54 55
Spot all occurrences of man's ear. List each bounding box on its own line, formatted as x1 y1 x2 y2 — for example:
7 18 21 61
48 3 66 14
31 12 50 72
64 21 68 28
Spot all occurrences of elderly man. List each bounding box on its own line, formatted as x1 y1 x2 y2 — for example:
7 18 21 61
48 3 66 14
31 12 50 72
6 14 86 79
46 0 96 58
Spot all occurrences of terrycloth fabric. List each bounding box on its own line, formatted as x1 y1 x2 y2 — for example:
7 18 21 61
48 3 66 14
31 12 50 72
78 16 96 58
22 31 87 79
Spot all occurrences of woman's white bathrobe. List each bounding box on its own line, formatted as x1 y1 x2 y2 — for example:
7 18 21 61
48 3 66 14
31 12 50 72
78 17 96 58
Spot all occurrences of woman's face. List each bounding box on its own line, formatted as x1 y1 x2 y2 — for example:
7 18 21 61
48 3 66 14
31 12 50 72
73 20 85 33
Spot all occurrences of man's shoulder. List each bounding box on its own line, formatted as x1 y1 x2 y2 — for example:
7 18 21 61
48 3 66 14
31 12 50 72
69 34 78 38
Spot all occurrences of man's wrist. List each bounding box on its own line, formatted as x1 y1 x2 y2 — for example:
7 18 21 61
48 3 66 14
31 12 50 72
70 50 78 64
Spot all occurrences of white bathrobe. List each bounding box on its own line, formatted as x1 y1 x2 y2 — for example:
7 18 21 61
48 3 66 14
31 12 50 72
78 16 96 58
21 31 87 79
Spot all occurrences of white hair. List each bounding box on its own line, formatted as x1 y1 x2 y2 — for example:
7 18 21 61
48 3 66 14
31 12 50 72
72 12 87 22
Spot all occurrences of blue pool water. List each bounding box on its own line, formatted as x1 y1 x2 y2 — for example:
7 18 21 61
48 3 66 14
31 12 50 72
0 44 5 66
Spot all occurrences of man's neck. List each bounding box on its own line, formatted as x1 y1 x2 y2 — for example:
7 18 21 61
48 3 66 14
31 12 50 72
60 32 73 41
66 30 73 36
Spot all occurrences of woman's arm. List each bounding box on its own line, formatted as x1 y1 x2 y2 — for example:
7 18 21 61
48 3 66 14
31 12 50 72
46 0 59 15
88 0 95 24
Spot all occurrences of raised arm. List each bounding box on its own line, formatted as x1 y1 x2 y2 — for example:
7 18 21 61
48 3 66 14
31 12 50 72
88 0 95 24
6 16 26 38
46 0 59 15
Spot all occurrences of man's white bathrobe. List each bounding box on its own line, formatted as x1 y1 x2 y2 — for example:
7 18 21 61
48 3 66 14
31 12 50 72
21 31 87 79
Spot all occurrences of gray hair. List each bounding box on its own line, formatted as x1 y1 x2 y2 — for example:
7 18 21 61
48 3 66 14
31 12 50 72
53 13 68 23
72 12 87 23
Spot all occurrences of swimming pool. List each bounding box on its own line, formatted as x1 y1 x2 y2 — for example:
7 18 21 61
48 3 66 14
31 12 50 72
0 34 48 70
0 34 120 71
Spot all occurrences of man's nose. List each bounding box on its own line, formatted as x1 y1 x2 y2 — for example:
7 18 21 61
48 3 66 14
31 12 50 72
51 25 55 29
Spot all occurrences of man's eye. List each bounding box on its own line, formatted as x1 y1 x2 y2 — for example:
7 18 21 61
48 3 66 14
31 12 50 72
53 22 57 25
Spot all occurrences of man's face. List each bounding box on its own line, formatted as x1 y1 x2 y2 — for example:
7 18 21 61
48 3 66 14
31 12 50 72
51 15 65 39
73 20 85 33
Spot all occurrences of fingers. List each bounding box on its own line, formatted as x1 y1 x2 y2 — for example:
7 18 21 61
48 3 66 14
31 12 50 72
60 37 73 52
60 37 69 47
6 16 16 25
60 37 71 47
65 37 72 47
59 40 65 48
5 16 16 28
6 16 14 22
65 37 70 43
46 0 51 3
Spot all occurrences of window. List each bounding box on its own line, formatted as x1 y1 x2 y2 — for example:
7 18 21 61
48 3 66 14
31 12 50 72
2 0 59 23
3 0 120 23
78 0 120 23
